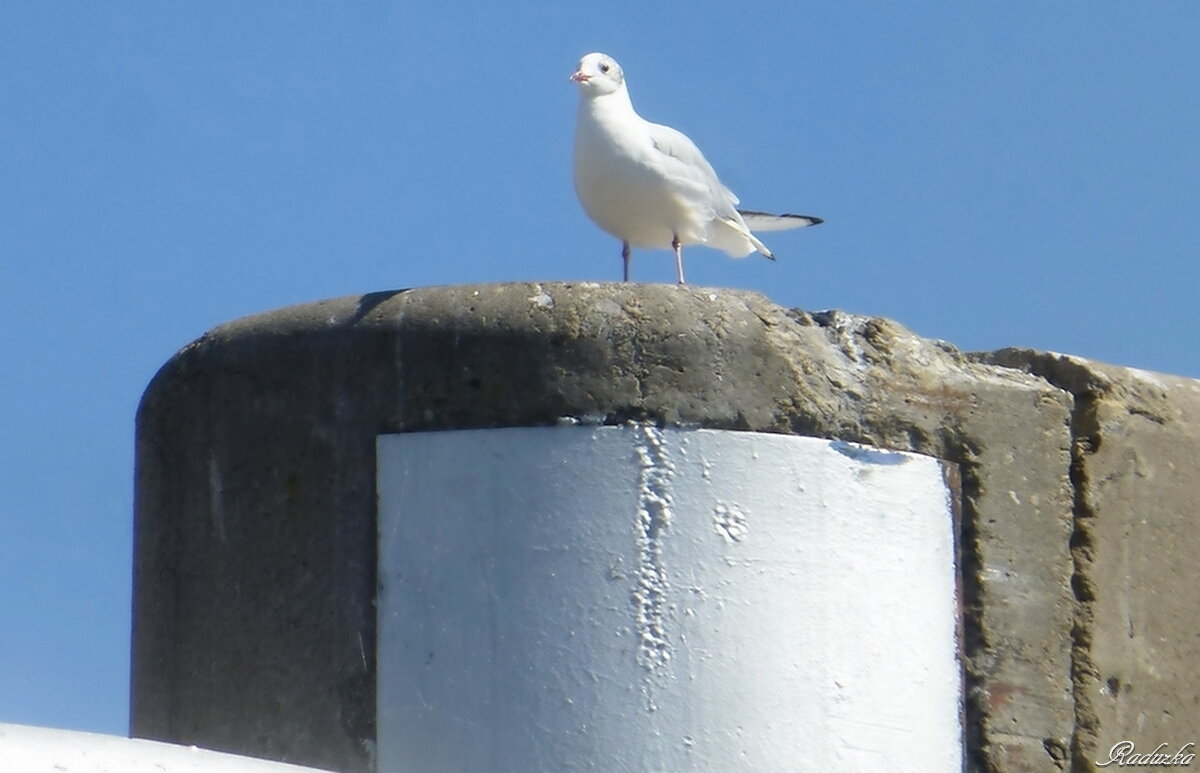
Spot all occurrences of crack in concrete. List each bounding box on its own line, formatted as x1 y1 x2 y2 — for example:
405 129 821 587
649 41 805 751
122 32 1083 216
1066 390 1103 772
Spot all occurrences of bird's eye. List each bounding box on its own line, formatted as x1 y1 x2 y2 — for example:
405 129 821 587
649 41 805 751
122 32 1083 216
599 62 610 73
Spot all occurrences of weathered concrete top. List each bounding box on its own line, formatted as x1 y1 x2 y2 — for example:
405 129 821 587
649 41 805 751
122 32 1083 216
136 283 1081 772
152 282 1058 446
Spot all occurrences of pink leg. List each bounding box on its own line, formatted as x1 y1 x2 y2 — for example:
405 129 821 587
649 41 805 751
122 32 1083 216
672 236 685 284
622 242 631 282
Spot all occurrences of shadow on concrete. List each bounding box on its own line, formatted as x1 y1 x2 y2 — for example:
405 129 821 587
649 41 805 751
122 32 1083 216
348 289 411 326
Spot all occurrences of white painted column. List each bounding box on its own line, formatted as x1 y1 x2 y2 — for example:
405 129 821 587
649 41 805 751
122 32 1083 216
0 724 335 772
376 425 961 772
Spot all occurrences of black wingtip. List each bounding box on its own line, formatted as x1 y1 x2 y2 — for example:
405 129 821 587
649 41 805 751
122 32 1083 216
738 209 824 227
782 213 823 226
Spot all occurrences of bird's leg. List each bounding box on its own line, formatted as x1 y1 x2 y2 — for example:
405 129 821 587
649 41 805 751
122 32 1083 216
622 241 631 282
672 235 685 284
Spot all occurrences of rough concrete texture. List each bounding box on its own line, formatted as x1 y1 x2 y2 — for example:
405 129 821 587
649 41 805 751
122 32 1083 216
980 349 1200 771
134 282 1077 773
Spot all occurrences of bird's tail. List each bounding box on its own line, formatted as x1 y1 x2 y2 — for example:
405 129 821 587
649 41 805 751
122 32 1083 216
738 210 824 232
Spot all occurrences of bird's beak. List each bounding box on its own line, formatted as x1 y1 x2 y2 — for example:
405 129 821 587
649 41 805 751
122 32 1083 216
569 70 590 83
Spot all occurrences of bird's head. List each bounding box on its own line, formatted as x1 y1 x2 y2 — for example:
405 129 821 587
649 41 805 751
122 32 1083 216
570 53 625 97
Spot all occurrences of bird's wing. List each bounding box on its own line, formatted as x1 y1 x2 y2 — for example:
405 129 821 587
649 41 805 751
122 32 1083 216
737 210 824 231
642 120 741 216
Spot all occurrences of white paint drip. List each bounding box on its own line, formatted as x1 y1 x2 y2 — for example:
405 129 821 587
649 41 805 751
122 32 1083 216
631 423 674 688
527 284 554 308
713 502 749 543
819 309 868 366
556 413 609 427
1128 366 1169 389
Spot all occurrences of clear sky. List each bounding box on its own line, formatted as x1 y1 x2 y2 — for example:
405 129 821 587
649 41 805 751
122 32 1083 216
1 1 1197 737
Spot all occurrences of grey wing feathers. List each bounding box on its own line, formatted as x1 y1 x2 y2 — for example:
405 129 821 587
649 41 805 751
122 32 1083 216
645 122 742 212
645 123 720 182
738 210 824 231
642 120 823 239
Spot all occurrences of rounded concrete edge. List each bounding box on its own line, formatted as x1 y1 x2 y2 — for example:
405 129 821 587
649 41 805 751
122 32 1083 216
0 723 336 773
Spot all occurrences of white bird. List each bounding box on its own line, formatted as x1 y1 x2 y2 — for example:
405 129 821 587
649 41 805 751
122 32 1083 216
570 52 822 284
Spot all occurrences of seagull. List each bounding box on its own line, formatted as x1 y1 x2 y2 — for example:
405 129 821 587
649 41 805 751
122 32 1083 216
570 52 822 284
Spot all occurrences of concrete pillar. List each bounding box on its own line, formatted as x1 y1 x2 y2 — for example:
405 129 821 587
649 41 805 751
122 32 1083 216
133 283 1077 772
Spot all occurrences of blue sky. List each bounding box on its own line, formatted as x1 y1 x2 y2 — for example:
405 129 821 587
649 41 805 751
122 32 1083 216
1 2 1197 737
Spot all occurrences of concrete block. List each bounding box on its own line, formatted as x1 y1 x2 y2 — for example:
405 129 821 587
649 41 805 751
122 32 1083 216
133 283 1076 772
981 349 1200 770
